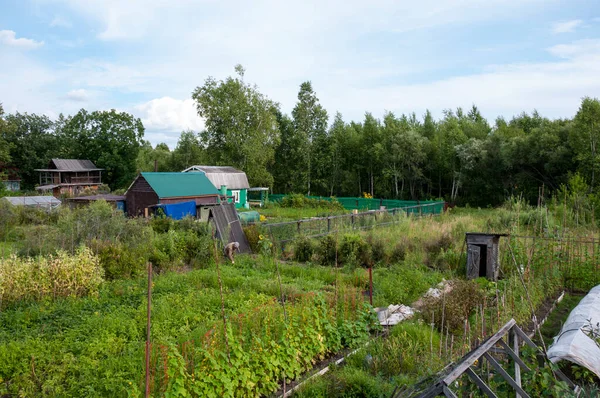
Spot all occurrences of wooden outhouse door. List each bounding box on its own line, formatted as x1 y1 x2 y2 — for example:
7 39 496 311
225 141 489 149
467 244 481 279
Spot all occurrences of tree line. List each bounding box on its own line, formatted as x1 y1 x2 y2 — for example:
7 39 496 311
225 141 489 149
1 64 599 208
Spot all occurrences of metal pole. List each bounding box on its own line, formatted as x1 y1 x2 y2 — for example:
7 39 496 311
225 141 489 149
145 262 152 398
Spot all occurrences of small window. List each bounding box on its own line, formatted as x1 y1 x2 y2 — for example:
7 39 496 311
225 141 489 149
231 190 240 203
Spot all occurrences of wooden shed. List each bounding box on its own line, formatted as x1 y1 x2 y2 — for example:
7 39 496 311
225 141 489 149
125 172 220 217
465 233 507 281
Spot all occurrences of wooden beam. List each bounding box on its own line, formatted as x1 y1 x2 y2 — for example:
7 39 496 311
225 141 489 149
442 319 516 385
498 338 531 372
483 352 530 398
442 385 458 398
465 368 498 398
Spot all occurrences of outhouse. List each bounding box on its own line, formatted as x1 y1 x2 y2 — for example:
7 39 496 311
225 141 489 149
465 233 506 281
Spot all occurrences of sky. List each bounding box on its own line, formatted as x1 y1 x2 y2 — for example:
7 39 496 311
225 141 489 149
1 0 599 148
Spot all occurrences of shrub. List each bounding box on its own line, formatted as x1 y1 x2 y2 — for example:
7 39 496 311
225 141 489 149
151 215 173 234
0 247 104 307
366 234 388 265
318 235 339 266
293 236 315 262
424 232 454 256
339 234 371 267
90 239 148 280
243 224 261 253
390 237 414 263
280 194 345 211
420 279 485 333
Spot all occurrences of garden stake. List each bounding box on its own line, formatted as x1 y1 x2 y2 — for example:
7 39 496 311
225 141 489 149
212 230 231 363
145 262 152 398
368 266 373 306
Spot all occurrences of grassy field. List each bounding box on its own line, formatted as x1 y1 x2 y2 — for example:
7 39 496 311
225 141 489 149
0 201 597 397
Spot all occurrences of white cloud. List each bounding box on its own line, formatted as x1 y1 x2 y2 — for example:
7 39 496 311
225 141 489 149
66 89 88 101
552 19 583 33
50 15 72 28
135 97 205 133
0 30 44 49
547 39 600 59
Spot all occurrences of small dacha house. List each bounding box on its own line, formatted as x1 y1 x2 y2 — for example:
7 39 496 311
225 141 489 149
125 172 220 217
182 166 250 209
35 159 103 197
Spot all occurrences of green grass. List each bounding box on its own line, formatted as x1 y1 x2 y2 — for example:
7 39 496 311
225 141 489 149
0 241 16 258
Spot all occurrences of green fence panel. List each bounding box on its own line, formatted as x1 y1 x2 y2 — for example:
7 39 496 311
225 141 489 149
266 194 445 214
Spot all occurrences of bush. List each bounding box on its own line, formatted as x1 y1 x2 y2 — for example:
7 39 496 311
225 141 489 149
420 279 485 333
90 239 148 280
339 234 371 267
318 235 339 266
280 194 344 211
151 215 173 234
293 236 315 262
243 224 261 253
390 237 414 263
0 247 104 307
366 234 388 265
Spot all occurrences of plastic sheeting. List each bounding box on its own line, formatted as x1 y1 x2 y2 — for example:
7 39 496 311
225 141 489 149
547 285 600 379
156 201 197 220
3 196 61 209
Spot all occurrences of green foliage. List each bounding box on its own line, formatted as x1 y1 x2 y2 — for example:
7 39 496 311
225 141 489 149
318 234 339 266
242 224 261 253
280 194 344 211
421 279 486 333
90 239 147 280
192 64 280 187
339 234 371 267
59 109 145 189
293 235 315 262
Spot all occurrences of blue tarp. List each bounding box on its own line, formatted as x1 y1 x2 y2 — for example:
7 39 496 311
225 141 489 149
156 201 197 220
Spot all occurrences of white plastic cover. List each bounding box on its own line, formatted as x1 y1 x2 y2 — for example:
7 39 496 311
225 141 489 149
547 285 600 379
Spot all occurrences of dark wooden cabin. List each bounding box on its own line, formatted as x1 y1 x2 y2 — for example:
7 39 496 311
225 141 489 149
125 172 220 217
35 159 103 197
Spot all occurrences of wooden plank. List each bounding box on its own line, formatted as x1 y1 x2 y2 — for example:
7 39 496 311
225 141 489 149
442 385 458 398
442 319 516 385
512 325 539 349
512 330 522 398
465 368 498 398
483 353 530 398
498 339 531 372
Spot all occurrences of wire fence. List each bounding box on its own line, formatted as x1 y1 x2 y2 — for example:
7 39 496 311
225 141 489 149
264 203 442 244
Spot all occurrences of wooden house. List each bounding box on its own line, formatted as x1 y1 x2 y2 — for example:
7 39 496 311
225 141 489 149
182 166 250 209
125 172 220 217
35 159 103 197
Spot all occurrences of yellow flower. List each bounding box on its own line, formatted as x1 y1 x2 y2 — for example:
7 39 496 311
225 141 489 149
259 234 264 240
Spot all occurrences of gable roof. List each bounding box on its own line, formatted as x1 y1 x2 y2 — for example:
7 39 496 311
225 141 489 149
35 159 103 172
182 165 250 190
140 172 220 198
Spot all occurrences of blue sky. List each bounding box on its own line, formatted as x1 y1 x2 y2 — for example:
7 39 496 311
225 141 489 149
1 0 599 147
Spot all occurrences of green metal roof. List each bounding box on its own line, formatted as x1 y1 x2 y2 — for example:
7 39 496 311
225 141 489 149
140 172 220 198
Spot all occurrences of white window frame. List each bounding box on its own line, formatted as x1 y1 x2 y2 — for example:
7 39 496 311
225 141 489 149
231 190 240 203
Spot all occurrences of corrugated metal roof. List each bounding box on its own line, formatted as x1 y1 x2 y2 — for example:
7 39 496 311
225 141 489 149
182 165 250 189
4 196 61 208
140 172 220 198
50 159 103 171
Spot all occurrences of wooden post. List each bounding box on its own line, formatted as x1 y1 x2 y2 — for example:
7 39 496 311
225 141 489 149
513 328 521 398
154 159 158 172
368 267 373 306
144 208 149 218
145 263 152 398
